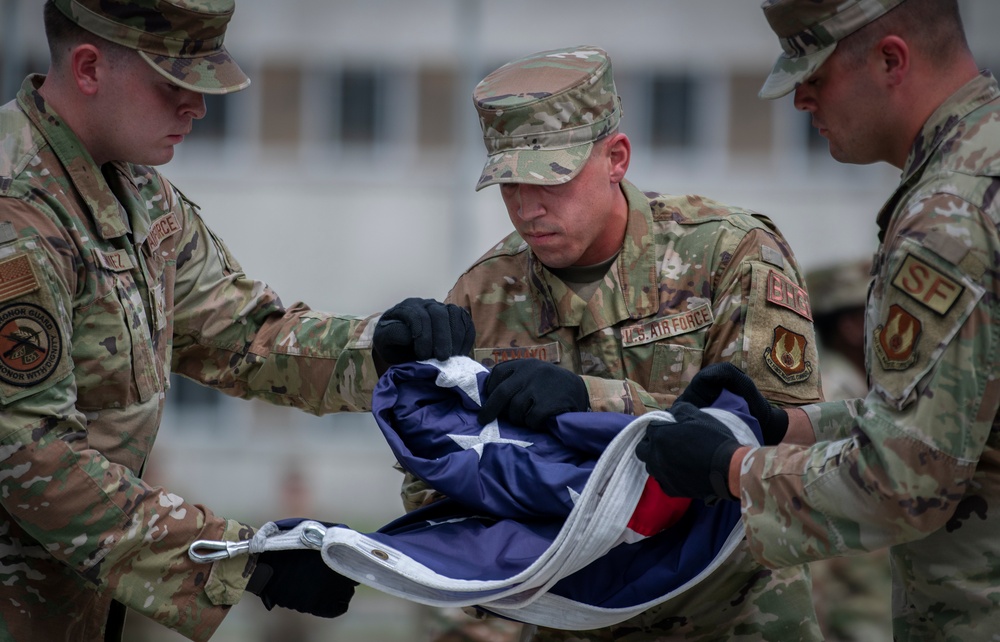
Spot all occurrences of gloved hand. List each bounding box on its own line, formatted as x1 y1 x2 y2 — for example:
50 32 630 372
373 298 475 365
676 362 788 445
246 547 358 618
634 401 741 504
477 359 589 430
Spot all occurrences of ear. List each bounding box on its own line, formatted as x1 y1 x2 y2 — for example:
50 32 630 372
605 133 631 183
876 35 909 87
69 44 102 96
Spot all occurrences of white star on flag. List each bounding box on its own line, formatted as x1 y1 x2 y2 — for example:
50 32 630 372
449 422 533 459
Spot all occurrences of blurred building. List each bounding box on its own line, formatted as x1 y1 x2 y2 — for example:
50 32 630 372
2 1 999 640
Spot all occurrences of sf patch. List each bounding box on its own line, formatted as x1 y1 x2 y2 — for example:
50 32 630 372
0 302 63 387
764 325 813 383
874 304 921 370
891 253 963 315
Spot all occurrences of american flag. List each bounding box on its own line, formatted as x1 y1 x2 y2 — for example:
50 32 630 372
267 358 760 629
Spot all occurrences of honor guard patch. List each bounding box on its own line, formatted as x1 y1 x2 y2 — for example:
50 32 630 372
766 270 812 320
475 342 561 367
0 302 62 387
0 254 39 303
874 304 921 370
764 326 813 383
892 254 963 315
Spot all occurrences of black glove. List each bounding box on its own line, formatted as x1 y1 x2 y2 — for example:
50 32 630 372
676 362 788 445
246 548 358 618
477 359 589 430
634 401 741 504
373 298 475 365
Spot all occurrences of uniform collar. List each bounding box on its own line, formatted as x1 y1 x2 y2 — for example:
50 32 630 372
876 71 1000 238
530 179 659 336
18 74 132 241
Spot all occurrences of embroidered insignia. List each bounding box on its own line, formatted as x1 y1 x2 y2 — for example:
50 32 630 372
764 325 813 383
98 249 134 272
891 253 963 315
474 342 561 367
0 254 39 303
0 303 62 387
620 304 714 347
147 212 181 251
765 270 812 320
874 304 921 370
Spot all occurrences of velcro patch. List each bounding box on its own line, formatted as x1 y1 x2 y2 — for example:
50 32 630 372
763 326 813 383
873 303 921 370
474 342 561 367
891 253 963 315
98 249 135 272
0 254 39 303
0 302 62 387
765 269 812 320
620 304 714 347
147 212 181 251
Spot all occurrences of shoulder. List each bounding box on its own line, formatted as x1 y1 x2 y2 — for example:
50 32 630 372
644 191 777 235
461 231 530 273
0 102 46 197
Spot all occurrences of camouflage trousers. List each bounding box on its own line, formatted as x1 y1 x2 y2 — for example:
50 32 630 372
810 550 892 641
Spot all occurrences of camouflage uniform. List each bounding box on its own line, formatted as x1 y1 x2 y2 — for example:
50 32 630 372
0 3 379 641
805 260 892 641
746 2 1000 638
408 46 824 641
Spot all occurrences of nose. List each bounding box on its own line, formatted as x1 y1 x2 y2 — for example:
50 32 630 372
509 184 546 221
180 90 207 120
792 84 815 112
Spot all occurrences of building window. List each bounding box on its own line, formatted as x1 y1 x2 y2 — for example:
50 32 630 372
417 66 456 148
260 64 303 146
728 73 773 155
338 68 381 145
649 74 695 149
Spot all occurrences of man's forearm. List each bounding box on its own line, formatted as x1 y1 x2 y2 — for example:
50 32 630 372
728 408 815 496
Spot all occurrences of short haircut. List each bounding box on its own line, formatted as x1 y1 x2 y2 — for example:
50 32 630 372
838 0 970 69
43 0 132 68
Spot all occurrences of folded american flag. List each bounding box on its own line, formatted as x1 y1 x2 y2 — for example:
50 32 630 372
251 357 760 629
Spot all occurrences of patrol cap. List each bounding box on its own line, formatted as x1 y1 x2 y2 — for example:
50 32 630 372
52 0 250 94
806 258 873 317
473 46 622 191
759 0 906 99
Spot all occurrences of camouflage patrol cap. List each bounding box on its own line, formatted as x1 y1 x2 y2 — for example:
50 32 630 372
52 0 250 94
806 258 873 316
473 46 622 191
759 0 906 99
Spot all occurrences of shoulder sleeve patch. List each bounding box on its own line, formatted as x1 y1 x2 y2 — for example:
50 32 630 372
0 245 73 403
891 253 963 315
0 253 39 303
744 262 822 404
871 242 985 408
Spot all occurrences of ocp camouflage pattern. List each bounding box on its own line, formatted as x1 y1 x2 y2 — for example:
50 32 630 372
758 0 906 99
740 71 1000 639
0 75 381 641
474 46 622 190
406 179 825 640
